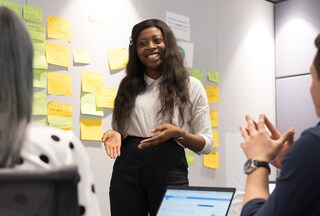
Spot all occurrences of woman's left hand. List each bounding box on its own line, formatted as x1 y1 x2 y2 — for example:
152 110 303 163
137 124 182 149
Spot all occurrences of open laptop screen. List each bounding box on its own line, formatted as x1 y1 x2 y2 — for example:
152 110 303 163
156 186 236 216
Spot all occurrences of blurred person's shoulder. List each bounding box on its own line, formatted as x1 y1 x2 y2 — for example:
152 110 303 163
28 121 76 141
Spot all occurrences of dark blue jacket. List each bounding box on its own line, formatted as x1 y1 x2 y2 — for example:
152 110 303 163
241 122 320 216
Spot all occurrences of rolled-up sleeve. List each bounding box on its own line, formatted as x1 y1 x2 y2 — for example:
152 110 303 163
187 77 213 154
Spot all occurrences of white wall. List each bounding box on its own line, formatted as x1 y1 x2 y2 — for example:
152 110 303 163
216 0 275 215
275 0 319 139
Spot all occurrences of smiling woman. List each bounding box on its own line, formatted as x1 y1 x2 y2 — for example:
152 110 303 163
136 26 165 79
101 18 213 216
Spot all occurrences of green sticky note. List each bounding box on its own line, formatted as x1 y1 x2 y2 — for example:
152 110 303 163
74 48 91 64
33 42 47 70
33 42 45 55
32 91 47 115
1 1 21 16
191 69 204 83
33 54 48 70
48 116 73 130
23 5 43 23
33 69 47 88
27 23 45 42
208 70 220 83
81 93 104 117
35 117 47 125
186 151 195 166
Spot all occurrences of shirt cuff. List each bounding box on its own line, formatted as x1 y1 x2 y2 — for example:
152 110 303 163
195 134 213 155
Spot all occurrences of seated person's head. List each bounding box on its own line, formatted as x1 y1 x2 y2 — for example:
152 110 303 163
310 34 320 117
0 6 34 167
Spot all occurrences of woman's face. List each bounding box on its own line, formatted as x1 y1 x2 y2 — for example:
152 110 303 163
136 27 165 77
310 62 320 117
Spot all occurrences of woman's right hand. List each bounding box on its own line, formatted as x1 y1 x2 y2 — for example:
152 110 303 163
101 130 122 159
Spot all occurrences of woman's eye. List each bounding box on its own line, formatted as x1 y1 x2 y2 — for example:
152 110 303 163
154 39 162 44
138 42 146 47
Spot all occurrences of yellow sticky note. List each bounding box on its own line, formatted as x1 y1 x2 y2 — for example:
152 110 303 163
107 48 128 70
96 88 117 108
185 151 195 166
81 93 103 117
46 42 70 68
23 5 42 23
33 69 47 88
48 101 72 118
48 72 72 96
32 91 47 116
210 110 219 127
212 129 220 148
47 16 71 41
205 85 220 103
203 151 219 169
191 69 204 83
73 48 91 64
208 70 220 83
27 23 45 42
80 118 102 141
81 71 103 93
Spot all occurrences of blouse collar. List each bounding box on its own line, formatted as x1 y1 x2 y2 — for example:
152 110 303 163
144 74 162 86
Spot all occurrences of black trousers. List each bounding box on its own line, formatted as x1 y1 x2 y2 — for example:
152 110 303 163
109 136 189 216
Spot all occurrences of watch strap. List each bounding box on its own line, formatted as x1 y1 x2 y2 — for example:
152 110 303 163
244 158 270 175
255 160 271 174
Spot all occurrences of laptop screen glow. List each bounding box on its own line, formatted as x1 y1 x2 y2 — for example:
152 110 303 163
156 186 235 216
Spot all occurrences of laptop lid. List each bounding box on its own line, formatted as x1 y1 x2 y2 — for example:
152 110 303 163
156 185 236 216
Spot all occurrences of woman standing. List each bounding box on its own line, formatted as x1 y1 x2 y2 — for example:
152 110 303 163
102 19 213 216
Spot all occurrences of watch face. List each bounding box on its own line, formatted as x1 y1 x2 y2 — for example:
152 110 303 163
244 158 255 174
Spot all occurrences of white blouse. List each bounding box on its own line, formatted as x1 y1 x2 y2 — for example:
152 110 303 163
14 123 102 216
126 75 213 154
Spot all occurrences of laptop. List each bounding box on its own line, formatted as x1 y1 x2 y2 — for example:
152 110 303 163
156 185 236 216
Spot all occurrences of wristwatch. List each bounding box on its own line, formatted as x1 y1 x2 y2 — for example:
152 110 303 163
244 158 270 175
175 129 186 144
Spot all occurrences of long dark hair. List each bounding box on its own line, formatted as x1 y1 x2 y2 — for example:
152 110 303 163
112 19 190 135
0 6 34 167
